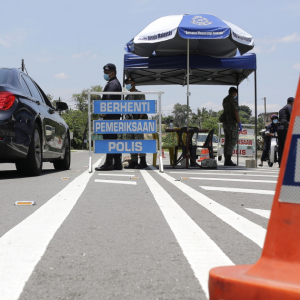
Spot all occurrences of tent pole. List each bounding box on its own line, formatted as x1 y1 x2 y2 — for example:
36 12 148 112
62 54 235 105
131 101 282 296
254 70 258 167
237 85 239 166
186 39 190 168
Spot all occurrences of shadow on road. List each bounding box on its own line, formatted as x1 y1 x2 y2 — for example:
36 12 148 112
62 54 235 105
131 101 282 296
0 169 66 180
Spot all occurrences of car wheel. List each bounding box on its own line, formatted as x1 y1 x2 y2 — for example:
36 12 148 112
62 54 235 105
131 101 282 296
53 136 71 170
218 155 222 161
15 123 43 176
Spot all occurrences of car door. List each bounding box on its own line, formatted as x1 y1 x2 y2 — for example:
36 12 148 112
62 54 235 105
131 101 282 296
21 75 58 158
38 91 67 155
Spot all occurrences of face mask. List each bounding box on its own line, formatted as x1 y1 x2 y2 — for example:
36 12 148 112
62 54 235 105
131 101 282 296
273 119 278 124
103 74 110 81
126 84 132 90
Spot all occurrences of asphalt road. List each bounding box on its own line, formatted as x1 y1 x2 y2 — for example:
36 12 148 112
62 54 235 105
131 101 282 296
0 151 279 300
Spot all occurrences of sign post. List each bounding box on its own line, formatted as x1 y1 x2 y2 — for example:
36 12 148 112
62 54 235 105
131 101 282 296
88 91 164 173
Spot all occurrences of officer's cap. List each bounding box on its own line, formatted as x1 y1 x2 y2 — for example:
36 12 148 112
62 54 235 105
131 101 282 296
287 97 295 104
125 77 135 83
103 63 116 71
270 114 278 120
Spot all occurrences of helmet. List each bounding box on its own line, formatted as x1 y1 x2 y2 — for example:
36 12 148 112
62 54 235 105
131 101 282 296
270 114 278 120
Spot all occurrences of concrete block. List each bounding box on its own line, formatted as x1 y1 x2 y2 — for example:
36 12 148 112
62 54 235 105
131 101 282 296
246 159 257 168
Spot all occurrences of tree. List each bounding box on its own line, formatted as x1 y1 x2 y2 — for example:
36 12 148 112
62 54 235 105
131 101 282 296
172 103 192 127
63 85 103 149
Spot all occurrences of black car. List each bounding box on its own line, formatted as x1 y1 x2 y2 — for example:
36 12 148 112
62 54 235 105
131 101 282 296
0 68 70 176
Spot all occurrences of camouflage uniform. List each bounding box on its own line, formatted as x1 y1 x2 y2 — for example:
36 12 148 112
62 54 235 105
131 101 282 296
222 95 239 156
125 90 146 163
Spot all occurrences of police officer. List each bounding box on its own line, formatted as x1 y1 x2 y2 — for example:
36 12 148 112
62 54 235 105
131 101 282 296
258 114 278 167
221 87 242 166
95 63 122 171
124 77 148 169
278 97 294 166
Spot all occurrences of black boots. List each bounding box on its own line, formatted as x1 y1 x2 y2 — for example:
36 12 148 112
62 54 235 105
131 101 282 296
224 155 237 166
95 156 113 171
136 156 148 169
113 155 123 170
125 160 138 169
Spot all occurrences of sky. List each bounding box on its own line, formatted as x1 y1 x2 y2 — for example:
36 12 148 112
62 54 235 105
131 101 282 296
1 0 300 116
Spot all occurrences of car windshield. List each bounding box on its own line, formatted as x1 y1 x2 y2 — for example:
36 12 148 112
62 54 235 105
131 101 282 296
0 69 11 84
197 135 219 143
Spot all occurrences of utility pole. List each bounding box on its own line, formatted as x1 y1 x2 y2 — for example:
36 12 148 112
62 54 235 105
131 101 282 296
58 97 61 116
264 97 267 126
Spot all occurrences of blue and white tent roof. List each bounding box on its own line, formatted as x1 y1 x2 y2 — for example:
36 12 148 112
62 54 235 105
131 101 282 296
125 14 254 58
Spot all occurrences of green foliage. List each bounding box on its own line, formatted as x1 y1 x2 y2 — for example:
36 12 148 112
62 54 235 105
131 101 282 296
62 85 103 149
172 103 192 127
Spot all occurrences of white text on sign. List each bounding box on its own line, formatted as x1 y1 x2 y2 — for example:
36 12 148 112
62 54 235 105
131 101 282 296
94 140 157 154
93 100 157 114
94 120 156 134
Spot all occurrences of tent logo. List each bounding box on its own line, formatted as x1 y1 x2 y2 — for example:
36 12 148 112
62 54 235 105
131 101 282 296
191 16 212 26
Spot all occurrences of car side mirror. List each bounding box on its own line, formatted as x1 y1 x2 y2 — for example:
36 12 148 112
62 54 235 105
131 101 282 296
56 101 68 111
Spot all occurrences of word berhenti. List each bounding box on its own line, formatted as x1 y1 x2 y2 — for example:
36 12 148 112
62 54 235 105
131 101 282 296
94 100 156 114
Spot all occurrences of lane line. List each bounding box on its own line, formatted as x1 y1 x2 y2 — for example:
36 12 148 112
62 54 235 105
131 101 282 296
189 177 276 183
245 208 271 219
0 157 103 300
169 172 278 178
169 169 279 174
200 186 275 195
148 166 266 248
94 179 137 185
141 170 233 298
98 174 135 177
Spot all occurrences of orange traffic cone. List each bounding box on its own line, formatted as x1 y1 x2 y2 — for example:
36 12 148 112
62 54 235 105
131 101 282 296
209 77 300 300
197 148 209 162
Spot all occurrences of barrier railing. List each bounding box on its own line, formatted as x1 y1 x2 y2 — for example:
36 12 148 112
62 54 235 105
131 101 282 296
88 91 164 173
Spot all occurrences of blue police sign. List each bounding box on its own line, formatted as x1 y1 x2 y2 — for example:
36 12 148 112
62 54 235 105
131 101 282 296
94 120 156 134
93 100 156 114
94 140 157 154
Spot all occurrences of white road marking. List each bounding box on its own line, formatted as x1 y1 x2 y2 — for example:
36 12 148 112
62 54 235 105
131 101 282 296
245 208 271 219
120 170 135 172
141 170 233 298
169 172 278 178
200 186 275 195
98 174 135 177
94 179 137 185
0 157 103 300
170 169 279 174
189 177 276 183
149 166 266 248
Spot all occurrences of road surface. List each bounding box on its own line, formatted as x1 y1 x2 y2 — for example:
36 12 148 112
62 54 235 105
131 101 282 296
0 151 278 300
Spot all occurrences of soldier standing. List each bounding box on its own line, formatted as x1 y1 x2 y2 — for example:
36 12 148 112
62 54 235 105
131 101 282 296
221 87 243 166
278 97 294 166
124 77 148 169
95 63 122 171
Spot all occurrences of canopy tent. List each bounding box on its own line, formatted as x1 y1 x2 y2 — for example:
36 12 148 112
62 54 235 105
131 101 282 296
123 51 258 164
124 52 256 86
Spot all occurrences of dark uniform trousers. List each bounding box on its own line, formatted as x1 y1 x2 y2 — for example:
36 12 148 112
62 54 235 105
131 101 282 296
277 125 287 166
103 133 120 162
